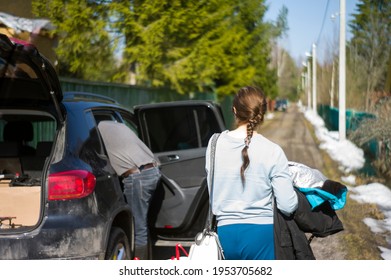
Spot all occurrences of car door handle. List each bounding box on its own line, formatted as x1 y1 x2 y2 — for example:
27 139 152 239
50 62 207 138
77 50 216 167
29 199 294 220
167 155 179 161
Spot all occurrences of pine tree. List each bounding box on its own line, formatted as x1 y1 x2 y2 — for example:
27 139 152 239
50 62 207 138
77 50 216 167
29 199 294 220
32 0 119 82
348 0 391 110
33 0 284 98
112 0 278 97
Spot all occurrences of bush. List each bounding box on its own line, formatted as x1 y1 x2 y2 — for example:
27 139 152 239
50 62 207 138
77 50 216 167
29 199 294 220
349 97 391 179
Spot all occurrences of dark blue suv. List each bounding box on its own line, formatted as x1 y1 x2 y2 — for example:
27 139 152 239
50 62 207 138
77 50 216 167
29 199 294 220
0 34 226 259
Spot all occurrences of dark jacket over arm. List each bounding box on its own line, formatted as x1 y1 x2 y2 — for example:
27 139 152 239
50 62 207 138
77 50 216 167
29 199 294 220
274 182 344 260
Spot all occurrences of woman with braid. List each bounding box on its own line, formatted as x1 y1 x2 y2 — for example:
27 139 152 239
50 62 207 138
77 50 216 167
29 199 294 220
205 86 298 260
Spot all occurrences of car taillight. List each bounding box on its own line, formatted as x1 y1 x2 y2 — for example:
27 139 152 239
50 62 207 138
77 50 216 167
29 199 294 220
48 170 96 201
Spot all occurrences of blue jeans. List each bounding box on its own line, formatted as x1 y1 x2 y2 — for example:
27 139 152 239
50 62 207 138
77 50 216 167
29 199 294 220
122 167 161 247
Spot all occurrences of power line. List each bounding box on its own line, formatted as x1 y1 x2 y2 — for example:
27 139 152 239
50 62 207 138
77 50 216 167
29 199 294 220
316 0 331 46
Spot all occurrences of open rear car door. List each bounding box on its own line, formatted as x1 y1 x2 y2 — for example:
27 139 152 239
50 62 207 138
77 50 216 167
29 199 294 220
133 101 226 243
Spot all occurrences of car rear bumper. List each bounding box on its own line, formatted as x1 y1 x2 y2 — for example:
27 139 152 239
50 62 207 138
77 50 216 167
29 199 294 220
0 216 107 259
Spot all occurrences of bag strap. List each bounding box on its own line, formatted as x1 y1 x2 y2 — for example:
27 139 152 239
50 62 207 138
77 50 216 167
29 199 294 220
206 133 220 231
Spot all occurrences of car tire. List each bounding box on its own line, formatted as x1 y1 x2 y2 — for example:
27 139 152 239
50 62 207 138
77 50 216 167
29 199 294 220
105 227 131 260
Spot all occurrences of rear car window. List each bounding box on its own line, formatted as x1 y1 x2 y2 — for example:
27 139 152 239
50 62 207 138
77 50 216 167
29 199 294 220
0 112 56 177
0 113 56 149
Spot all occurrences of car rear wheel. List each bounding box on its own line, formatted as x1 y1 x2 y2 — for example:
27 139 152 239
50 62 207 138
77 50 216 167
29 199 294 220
105 227 131 260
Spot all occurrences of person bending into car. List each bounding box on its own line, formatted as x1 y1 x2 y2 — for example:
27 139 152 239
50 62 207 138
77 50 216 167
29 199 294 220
98 121 161 260
205 86 298 260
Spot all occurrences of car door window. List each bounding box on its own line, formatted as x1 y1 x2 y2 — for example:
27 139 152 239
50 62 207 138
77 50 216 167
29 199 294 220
93 111 119 124
92 109 140 151
139 106 220 153
91 110 122 155
120 114 138 136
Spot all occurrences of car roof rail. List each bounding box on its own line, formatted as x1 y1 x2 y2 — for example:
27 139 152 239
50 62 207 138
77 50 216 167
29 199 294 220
63 91 118 104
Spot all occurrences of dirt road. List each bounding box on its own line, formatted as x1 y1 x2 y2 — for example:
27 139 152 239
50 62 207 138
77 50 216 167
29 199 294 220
260 104 346 260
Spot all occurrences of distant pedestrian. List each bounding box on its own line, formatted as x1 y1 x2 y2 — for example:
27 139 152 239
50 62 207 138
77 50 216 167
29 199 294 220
205 86 298 260
98 121 161 260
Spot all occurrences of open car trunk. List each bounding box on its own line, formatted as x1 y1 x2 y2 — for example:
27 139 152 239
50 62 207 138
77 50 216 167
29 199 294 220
0 34 63 232
0 110 56 230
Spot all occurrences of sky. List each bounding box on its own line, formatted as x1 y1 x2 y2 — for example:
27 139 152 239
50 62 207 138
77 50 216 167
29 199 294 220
264 0 360 63
288 104 391 260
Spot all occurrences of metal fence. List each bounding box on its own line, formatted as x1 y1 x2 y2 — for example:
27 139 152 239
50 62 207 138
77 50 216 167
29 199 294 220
60 77 236 129
60 77 215 109
317 104 379 159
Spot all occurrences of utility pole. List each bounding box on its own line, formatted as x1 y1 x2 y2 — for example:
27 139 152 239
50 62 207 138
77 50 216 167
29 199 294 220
339 0 346 141
312 43 317 114
301 72 306 101
330 61 335 107
302 61 311 110
307 59 312 110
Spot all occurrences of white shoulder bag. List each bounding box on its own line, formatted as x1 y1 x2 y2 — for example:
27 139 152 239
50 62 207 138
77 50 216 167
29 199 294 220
188 133 225 260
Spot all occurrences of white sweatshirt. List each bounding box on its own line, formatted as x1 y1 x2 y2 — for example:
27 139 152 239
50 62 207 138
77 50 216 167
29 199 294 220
206 130 298 226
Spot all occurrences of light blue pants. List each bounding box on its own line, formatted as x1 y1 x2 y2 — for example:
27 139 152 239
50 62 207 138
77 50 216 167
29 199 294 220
217 223 275 260
122 167 160 246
